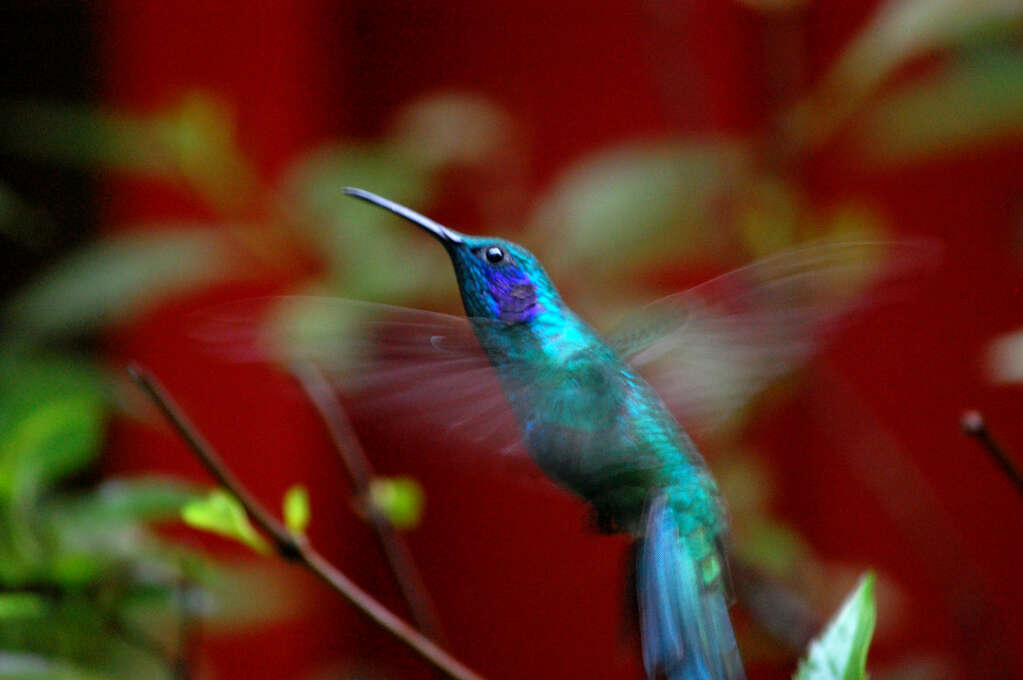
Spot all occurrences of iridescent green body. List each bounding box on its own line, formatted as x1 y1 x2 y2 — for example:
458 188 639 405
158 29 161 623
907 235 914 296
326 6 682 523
471 292 723 543
420 227 720 544
344 188 743 680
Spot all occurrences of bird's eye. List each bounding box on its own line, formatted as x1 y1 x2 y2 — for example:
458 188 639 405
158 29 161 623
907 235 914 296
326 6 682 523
483 246 505 264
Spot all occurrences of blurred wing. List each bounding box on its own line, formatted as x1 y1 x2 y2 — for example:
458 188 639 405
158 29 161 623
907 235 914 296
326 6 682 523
608 241 936 436
193 297 526 455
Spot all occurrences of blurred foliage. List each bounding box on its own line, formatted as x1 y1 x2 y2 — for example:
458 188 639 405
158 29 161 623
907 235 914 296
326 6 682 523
857 50 1023 164
786 0 1023 150
0 182 52 252
529 140 750 277
719 453 812 581
283 485 311 536
795 573 877 680
986 328 1023 383
4 231 235 342
2 0 1022 676
0 93 256 213
368 477 425 531
0 351 300 678
0 352 182 677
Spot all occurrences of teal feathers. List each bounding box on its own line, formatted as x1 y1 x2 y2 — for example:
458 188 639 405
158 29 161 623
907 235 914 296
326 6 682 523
344 188 746 679
199 188 923 678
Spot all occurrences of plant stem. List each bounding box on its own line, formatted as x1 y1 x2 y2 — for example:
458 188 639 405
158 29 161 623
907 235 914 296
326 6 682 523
128 365 485 680
961 410 1023 497
173 569 198 680
290 361 446 643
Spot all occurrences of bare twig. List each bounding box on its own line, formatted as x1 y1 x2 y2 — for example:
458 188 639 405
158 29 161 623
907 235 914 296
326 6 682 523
961 410 1023 497
290 361 446 643
173 570 198 680
128 365 485 680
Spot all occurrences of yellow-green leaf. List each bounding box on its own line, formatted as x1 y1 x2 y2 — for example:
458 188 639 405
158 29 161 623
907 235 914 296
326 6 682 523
181 490 270 554
795 572 877 680
368 476 424 530
282 485 310 535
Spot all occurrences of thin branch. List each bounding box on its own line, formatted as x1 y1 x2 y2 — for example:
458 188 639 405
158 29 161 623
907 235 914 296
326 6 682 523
961 410 1023 497
290 361 446 643
173 570 199 680
128 365 486 680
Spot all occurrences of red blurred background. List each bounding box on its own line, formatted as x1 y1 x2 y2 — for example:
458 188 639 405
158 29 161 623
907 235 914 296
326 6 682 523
5 1 1023 678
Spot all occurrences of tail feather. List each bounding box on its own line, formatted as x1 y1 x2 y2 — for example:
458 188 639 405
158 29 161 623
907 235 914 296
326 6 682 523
638 497 745 680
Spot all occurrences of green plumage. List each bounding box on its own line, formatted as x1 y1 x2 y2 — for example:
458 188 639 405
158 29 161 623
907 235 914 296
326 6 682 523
344 187 744 680
478 308 723 541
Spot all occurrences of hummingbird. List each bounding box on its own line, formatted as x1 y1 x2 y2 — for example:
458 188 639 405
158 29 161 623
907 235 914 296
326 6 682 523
239 188 919 680
342 187 747 680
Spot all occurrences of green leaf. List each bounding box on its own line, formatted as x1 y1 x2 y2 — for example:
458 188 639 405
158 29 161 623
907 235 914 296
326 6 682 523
0 353 108 504
0 352 106 413
788 0 1023 147
3 230 233 341
368 476 424 530
181 490 270 554
0 94 257 213
282 485 310 535
0 593 47 620
0 397 105 501
795 572 877 680
857 51 1023 164
530 141 750 277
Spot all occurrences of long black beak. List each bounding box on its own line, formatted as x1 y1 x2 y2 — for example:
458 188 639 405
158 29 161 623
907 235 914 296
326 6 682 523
343 187 464 244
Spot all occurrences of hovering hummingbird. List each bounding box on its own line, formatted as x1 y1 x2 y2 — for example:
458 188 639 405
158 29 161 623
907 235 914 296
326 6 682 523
215 187 918 680
334 187 907 680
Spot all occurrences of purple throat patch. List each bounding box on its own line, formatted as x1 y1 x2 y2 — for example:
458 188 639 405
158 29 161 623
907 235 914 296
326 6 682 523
488 269 541 324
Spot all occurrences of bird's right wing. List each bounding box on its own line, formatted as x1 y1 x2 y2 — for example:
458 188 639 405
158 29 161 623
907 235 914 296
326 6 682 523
194 296 528 456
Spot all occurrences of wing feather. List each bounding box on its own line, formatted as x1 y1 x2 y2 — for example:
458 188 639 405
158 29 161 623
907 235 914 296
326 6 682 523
193 296 527 455
607 240 937 436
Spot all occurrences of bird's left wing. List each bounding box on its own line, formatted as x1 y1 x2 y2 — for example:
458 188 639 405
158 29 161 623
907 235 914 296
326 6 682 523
606 240 936 437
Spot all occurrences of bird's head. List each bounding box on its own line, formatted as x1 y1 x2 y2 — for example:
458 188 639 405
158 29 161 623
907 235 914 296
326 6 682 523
344 188 561 325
